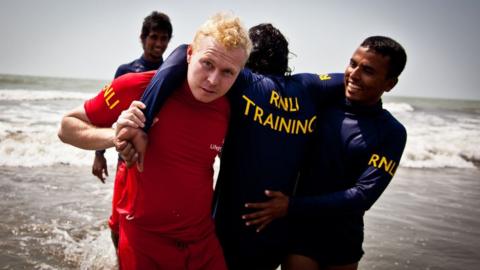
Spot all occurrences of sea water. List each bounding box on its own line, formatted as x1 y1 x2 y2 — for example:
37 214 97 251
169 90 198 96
1 74 479 269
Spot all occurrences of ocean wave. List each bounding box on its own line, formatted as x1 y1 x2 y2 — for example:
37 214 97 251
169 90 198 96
397 112 480 169
2 125 478 170
384 102 414 113
0 126 119 167
1 98 478 170
0 89 94 101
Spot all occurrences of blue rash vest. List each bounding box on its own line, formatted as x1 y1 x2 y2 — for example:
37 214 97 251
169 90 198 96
139 45 345 267
114 55 163 78
289 98 407 248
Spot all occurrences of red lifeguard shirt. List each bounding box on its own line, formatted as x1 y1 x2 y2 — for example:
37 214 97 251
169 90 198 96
122 80 230 243
84 71 156 127
84 71 230 243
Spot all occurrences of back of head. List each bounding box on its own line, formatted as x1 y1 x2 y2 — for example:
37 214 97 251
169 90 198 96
192 12 252 62
361 36 407 79
141 11 173 42
246 23 290 76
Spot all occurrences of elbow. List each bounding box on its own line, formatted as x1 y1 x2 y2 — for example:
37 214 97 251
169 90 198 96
57 117 69 144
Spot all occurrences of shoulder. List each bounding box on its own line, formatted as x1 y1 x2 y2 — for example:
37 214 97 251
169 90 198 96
381 109 407 141
290 72 344 86
112 71 156 91
115 58 143 78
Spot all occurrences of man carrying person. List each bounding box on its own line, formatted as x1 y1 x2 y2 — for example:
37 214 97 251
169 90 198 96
58 12 251 269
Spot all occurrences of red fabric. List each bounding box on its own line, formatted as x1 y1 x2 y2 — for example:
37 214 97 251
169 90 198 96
118 217 227 270
108 161 127 234
84 71 156 234
84 71 156 127
118 81 230 243
85 75 230 266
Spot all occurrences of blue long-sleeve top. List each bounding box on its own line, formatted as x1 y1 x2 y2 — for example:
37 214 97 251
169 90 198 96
289 98 407 222
115 55 163 79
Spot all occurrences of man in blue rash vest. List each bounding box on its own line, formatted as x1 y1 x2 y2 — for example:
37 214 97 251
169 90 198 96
243 36 408 270
113 11 172 78
115 24 344 270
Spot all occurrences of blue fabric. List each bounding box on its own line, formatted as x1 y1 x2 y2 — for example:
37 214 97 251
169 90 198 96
288 98 407 263
140 45 188 130
114 55 163 79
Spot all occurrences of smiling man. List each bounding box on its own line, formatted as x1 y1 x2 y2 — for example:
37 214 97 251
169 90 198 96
285 36 408 270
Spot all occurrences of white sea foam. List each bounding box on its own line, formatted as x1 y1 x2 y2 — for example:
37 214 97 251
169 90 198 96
1 91 479 170
384 102 414 113
0 89 94 101
391 107 480 169
0 125 118 167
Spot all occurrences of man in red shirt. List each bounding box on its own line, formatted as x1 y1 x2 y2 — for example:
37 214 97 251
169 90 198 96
58 12 251 270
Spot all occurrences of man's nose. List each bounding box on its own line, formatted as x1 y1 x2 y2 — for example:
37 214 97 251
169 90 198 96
207 70 220 86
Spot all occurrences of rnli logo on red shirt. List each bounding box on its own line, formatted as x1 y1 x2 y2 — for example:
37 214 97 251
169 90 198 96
210 144 222 153
102 84 120 109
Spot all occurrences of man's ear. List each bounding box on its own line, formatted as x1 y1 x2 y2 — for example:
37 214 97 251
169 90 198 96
186 45 193 64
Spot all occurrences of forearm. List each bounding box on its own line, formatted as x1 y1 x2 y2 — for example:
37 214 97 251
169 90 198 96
289 188 369 217
141 44 188 131
58 115 115 150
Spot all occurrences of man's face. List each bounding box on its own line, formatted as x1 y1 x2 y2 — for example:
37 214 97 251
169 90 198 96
186 37 246 103
344 46 397 105
142 30 170 62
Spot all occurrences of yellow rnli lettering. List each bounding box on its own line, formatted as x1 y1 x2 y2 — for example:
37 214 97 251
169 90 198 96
269 90 300 112
263 113 274 129
379 156 391 172
278 96 289 111
103 84 113 97
242 95 256 115
368 154 380 167
105 92 119 109
290 97 299 112
241 94 317 135
295 119 308 134
308 115 317 133
253 106 264 123
102 84 119 109
278 117 292 133
269 91 280 107
319 74 332 81
368 153 398 176
388 161 397 176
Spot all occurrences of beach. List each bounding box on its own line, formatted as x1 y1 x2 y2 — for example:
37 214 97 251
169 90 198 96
1 74 480 269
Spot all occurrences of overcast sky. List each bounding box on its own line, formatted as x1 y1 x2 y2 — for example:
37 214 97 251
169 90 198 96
1 0 479 100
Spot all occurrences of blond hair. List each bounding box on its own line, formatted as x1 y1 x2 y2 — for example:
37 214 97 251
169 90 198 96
192 12 252 60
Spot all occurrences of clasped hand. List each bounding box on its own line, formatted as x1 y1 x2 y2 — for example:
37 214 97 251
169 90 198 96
113 101 150 172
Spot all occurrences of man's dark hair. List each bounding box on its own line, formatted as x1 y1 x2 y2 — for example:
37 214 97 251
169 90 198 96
246 23 290 76
140 11 173 42
361 36 407 79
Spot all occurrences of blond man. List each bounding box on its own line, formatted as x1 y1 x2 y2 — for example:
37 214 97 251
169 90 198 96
58 13 251 269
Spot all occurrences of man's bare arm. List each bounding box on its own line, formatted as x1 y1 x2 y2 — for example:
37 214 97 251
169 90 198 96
57 105 115 150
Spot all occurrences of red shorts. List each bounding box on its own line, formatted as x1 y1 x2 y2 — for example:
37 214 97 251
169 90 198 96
108 161 127 234
118 217 227 270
